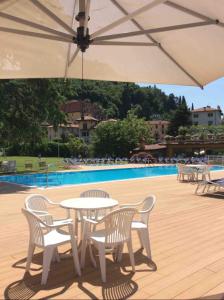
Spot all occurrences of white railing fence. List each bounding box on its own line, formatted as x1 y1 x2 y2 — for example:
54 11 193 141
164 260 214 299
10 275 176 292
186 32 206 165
207 155 224 165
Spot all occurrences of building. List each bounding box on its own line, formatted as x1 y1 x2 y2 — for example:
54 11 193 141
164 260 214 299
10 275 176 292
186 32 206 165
61 100 101 123
148 120 170 142
47 123 79 141
46 100 99 143
76 116 99 143
191 106 222 126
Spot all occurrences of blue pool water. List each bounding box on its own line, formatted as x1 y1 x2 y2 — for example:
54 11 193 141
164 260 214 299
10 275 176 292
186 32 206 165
0 165 223 188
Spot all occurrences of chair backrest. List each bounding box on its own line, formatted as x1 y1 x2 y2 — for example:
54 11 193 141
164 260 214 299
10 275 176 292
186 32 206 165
80 190 110 220
80 189 110 198
140 195 156 225
182 165 194 174
25 194 49 212
8 160 16 171
103 208 136 244
22 208 44 246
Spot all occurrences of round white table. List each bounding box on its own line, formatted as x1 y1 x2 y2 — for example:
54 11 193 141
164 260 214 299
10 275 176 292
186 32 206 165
60 197 118 211
60 197 118 238
60 197 119 266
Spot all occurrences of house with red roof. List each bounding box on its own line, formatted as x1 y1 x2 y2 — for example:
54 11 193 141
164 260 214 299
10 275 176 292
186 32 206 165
191 106 222 126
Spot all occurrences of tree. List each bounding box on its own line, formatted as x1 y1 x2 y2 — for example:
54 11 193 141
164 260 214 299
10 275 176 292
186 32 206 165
92 113 152 157
168 103 192 136
0 79 66 148
67 136 88 157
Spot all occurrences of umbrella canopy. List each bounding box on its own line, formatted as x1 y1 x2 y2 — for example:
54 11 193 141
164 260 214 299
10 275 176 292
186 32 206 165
0 0 224 87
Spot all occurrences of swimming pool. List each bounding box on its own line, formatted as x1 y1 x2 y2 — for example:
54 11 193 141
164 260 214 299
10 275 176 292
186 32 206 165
0 165 223 188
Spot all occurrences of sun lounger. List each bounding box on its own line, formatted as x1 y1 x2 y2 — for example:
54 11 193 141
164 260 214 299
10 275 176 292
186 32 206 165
0 160 16 173
195 178 224 195
25 160 33 171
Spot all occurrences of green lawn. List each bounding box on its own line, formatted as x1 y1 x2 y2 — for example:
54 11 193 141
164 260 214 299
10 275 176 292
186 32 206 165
0 156 65 173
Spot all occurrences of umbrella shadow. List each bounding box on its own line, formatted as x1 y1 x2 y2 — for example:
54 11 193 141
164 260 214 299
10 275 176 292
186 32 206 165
0 182 31 194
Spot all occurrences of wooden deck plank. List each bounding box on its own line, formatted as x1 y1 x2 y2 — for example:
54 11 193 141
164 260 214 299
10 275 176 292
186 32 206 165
1 169 224 299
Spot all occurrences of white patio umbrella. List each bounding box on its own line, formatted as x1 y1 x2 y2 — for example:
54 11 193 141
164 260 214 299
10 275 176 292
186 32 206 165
0 0 224 88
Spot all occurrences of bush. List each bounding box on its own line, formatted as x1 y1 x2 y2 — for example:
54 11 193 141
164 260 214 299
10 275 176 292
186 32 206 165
6 139 88 157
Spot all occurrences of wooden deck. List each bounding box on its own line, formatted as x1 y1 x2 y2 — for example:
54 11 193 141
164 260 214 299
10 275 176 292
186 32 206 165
1 170 224 299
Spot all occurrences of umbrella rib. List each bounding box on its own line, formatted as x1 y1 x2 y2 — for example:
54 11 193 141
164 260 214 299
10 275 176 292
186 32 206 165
165 1 224 29
0 11 73 40
91 0 166 39
0 26 73 43
110 0 203 88
92 41 157 46
68 47 80 66
93 21 215 42
31 0 76 36
64 0 77 79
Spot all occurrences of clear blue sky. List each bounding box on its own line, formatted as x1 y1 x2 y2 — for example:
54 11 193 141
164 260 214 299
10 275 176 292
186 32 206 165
139 77 224 111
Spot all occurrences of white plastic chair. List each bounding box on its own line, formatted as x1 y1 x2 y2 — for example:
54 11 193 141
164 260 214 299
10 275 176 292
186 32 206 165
25 194 71 226
22 208 81 285
80 189 111 221
178 165 195 181
195 165 211 181
120 196 156 261
81 208 137 282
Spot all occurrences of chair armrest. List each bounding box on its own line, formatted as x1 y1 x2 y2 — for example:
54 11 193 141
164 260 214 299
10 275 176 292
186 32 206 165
83 217 99 225
120 201 143 208
44 220 73 229
29 209 49 215
54 218 73 223
47 200 59 206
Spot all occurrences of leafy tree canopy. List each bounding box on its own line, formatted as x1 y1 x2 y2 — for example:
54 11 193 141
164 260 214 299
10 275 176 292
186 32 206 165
92 111 152 157
0 79 66 147
167 100 192 136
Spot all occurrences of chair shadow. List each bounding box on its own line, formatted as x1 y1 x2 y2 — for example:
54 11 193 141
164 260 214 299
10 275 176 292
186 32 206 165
78 248 156 299
12 252 43 271
78 261 138 300
6 248 155 300
5 252 77 300
201 192 224 200
119 248 157 273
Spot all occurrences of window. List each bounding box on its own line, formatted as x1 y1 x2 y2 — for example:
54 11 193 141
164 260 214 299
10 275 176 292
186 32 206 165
155 125 158 129
82 131 89 137
83 123 87 130
193 114 198 118
208 121 213 126
208 113 213 117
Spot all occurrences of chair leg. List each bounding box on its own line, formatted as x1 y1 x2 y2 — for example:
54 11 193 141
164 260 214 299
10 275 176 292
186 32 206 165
139 229 152 260
98 243 106 283
137 230 144 249
126 239 135 273
52 247 60 263
41 247 54 285
80 222 89 268
195 183 200 195
70 237 81 276
89 242 97 268
117 243 124 263
26 243 35 272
